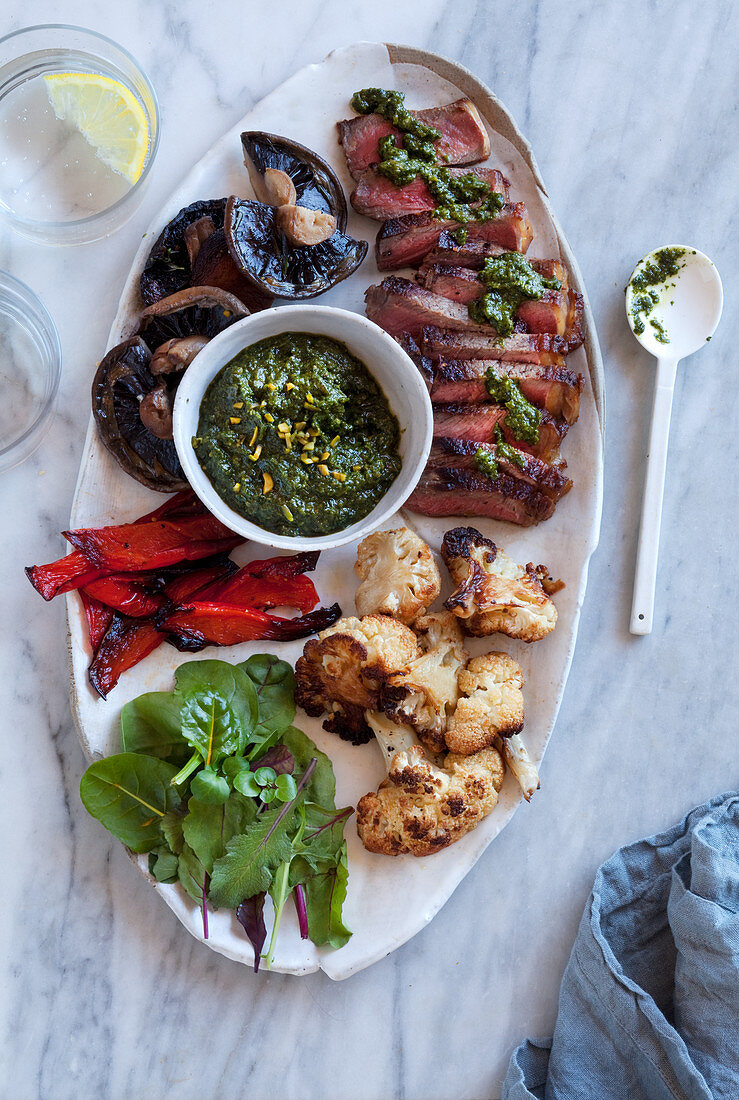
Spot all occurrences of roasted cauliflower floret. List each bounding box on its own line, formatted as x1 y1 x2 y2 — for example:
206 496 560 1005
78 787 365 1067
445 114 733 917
356 732 505 857
445 653 524 755
294 615 420 743
354 527 441 624
381 611 468 753
442 526 558 641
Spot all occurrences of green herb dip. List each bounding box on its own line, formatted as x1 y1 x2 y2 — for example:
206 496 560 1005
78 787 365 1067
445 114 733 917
485 366 542 445
193 333 401 537
469 252 561 336
627 247 688 342
474 427 526 480
351 87 505 225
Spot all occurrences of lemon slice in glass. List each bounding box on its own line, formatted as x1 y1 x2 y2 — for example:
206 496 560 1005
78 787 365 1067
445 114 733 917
44 72 150 186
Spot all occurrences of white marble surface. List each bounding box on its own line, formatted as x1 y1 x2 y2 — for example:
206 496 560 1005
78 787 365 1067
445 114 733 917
1 2 737 1097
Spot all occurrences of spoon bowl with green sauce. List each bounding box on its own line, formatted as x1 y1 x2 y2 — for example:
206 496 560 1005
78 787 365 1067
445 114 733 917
626 245 723 635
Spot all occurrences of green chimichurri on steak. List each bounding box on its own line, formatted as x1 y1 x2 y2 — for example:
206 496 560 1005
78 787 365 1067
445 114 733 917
193 333 402 537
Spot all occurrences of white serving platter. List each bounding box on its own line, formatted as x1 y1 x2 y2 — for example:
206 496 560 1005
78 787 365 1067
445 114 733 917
67 42 604 980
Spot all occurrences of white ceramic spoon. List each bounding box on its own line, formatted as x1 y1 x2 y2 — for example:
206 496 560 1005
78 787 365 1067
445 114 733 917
626 246 723 635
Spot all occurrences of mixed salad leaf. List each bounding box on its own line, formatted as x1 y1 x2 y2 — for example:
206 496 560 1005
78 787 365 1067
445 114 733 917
80 654 353 969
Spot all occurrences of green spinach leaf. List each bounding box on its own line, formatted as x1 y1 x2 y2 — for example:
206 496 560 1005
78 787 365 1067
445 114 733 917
301 844 351 948
120 692 189 764
239 654 296 751
281 726 336 806
80 753 181 853
190 767 231 804
160 809 185 854
149 846 180 883
183 791 256 874
174 660 258 766
177 843 208 903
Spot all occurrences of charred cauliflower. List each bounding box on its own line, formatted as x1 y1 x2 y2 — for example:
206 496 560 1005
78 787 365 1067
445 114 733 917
294 614 420 743
381 611 468 753
354 527 441 624
445 653 524 755
442 526 558 642
357 713 505 857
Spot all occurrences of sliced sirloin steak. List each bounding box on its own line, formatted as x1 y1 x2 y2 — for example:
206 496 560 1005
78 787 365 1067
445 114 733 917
426 437 572 501
420 325 570 365
406 458 556 526
375 203 533 271
350 166 508 221
424 231 568 284
337 98 490 179
432 402 568 463
402 346 582 423
416 263 574 338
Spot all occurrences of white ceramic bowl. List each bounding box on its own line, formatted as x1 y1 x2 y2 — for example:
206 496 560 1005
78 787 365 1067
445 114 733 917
173 305 433 550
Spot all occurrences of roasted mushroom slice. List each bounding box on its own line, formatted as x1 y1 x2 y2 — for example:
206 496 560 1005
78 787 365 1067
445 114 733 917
225 196 367 300
241 131 349 226
139 198 228 305
138 286 249 351
92 337 187 492
189 228 274 312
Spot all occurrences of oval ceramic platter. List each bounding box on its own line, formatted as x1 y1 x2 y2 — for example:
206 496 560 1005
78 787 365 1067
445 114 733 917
67 42 604 979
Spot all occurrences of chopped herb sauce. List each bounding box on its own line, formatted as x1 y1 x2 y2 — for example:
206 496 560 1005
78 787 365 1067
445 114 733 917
627 247 687 344
485 366 542 444
194 333 401 537
351 87 504 225
469 252 561 336
474 426 526 480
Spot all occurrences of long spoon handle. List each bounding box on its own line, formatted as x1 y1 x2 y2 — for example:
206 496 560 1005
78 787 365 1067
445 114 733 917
630 357 679 635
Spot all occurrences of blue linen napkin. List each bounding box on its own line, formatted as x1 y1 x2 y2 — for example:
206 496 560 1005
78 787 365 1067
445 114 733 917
502 793 739 1100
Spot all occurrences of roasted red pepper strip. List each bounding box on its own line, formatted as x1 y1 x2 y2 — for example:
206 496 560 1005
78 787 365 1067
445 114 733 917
163 557 239 603
244 552 320 578
196 571 319 613
135 489 204 523
64 515 243 571
158 601 341 648
25 550 108 601
88 617 165 698
79 591 114 653
81 575 164 618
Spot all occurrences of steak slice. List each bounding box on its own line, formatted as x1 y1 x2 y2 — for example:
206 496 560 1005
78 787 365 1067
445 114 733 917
365 276 526 339
337 98 490 179
407 452 556 526
425 231 569 286
350 166 508 221
420 325 569 365
375 203 533 271
426 437 572 500
417 263 574 338
409 353 582 423
432 403 568 463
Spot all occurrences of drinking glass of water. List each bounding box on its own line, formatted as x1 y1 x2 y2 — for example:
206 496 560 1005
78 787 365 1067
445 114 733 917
0 24 159 245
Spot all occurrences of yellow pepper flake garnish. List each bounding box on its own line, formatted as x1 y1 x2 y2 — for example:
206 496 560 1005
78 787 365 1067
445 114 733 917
229 417 241 425
330 435 340 447
321 452 330 461
266 382 276 391
305 392 315 404
285 382 295 391
223 310 232 318
300 454 313 465
282 504 294 522
294 422 306 431
248 426 259 447
232 401 244 409
262 472 273 494
249 444 262 461
318 464 330 476
277 422 290 433
302 441 315 451
331 470 342 481
264 412 274 423
308 427 320 437
284 438 292 452
233 482 240 492
353 464 362 471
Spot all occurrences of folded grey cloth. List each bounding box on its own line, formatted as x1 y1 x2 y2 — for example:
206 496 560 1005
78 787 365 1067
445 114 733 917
502 793 739 1100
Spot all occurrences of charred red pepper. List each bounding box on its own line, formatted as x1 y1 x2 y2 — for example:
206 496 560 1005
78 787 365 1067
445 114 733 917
79 591 114 653
244 552 320 578
158 601 341 648
197 570 319 614
88 617 165 698
25 550 108 602
81 575 165 618
64 514 244 571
